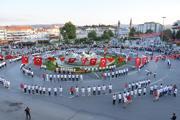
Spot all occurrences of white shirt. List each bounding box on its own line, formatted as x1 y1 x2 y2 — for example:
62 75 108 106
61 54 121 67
87 87 91 92
54 87 57 92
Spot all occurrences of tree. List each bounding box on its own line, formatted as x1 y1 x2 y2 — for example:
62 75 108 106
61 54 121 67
129 27 136 37
145 29 153 34
101 30 114 40
60 22 76 43
176 30 180 39
162 29 173 41
88 30 97 40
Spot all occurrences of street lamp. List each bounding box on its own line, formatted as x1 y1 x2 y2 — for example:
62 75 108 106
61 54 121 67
161 17 166 41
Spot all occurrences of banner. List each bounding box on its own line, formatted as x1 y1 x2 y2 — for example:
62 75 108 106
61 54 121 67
34 56 42 66
81 57 88 65
99 58 107 68
22 56 29 64
90 58 97 66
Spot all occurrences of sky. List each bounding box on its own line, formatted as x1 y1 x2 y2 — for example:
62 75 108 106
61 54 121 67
0 0 180 26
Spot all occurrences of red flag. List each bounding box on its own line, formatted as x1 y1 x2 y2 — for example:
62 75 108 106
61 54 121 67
90 58 97 66
60 56 65 61
107 57 115 63
99 58 107 68
0 54 3 60
68 58 76 63
81 57 88 65
135 57 141 68
34 56 42 66
118 57 125 63
22 56 29 64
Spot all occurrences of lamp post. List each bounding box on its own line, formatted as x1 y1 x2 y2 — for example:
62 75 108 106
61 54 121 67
161 17 166 41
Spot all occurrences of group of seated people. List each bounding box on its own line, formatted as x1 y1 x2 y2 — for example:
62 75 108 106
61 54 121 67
20 65 34 77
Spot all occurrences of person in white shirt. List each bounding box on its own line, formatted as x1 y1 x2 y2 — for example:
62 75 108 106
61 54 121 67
108 84 112 94
112 94 117 105
68 74 71 81
76 75 79 81
48 87 51 96
57 74 60 82
42 87 46 94
97 85 101 95
81 87 85 96
143 87 147 95
87 86 91 96
138 88 142 96
64 75 67 81
27 85 31 94
39 86 42 95
31 85 35 94
75 86 79 96
102 84 106 94
173 88 178 97
118 93 122 103
59 86 63 96
24 84 27 93
92 86 96 95
130 90 134 96
54 87 57 96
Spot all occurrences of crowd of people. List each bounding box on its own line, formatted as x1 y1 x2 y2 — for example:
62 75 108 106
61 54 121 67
20 83 113 97
21 66 34 77
43 73 83 82
103 68 129 79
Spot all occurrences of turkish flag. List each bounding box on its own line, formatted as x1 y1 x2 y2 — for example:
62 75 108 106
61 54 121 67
0 54 3 60
99 58 107 68
81 57 88 65
118 57 125 63
60 56 65 61
107 57 115 63
68 58 76 63
34 56 42 66
90 58 97 66
22 56 29 64
135 57 141 68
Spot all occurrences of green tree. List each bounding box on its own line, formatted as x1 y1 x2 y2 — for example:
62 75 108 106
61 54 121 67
60 22 76 43
176 30 180 39
107 30 114 37
129 27 136 37
102 30 110 40
88 30 97 40
162 29 173 41
145 29 153 34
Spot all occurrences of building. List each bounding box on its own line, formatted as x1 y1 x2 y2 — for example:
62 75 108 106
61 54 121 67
116 20 129 38
76 26 116 39
0 27 6 41
5 26 33 42
135 22 163 33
